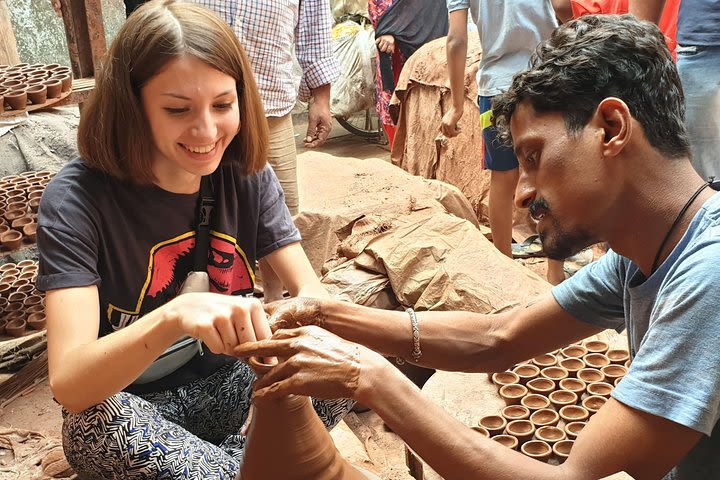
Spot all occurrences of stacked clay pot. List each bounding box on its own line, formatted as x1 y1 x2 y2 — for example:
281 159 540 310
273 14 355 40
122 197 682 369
0 259 45 337
482 339 630 464
0 63 72 113
0 170 53 251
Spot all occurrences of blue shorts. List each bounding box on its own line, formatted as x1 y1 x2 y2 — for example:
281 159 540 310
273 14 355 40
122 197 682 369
479 96 519 171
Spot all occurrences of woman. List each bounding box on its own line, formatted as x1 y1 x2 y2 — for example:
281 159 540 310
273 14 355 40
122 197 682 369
37 1 351 478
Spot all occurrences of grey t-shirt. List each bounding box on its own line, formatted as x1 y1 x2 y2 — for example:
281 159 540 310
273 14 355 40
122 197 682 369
677 0 720 47
446 0 558 96
36 158 301 394
553 193 720 479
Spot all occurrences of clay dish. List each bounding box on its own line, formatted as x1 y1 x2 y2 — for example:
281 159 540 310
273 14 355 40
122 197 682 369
27 312 46 330
558 377 586 396
499 384 527 405
605 349 630 364
51 74 72 92
535 426 566 445
7 291 26 304
501 405 531 422
526 377 555 396
471 426 490 437
28 190 43 200
558 357 585 377
5 318 26 337
520 440 552 461
583 353 610 369
11 278 29 289
11 216 33 229
4 302 23 316
23 223 37 242
491 434 518 450
1 230 22 250
577 368 605 384
16 259 35 269
581 395 607 414
559 405 590 423
540 366 569 382
529 408 559 428
16 283 34 295
28 197 41 213
5 89 27 110
505 419 535 444
23 294 43 308
27 304 44 315
0 262 17 273
520 394 550 412
512 364 540 384
26 84 47 105
584 339 609 354
531 353 557 368
4 209 26 222
561 345 587 359
600 364 628 384
586 381 613 398
491 371 520 388
548 390 578 410
478 415 507 437
564 421 586 440
553 439 574 464
1 79 23 89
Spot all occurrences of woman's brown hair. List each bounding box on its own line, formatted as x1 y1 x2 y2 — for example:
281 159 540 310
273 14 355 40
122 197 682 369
78 0 268 182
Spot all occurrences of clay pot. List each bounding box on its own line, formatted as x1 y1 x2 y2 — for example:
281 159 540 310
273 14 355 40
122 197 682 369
600 364 627 384
564 421 586 440
7 201 27 213
5 89 27 110
28 190 43 201
240 357 375 480
561 345 588 359
583 353 610 369
471 426 490 437
520 394 550 412
23 223 37 242
27 312 46 330
624 358 632 369
577 368 605 384
501 405 531 422
559 405 590 423
605 349 629 364
491 434 518 450
520 440 552 462
478 415 507 437
26 84 47 105
1 230 23 250
526 377 555 396
0 283 10 298
0 262 15 274
505 419 535 444
531 353 557 368
498 384 527 405
5 318 26 337
11 215 33 230
512 364 540 384
586 381 613 398
548 391 577 412
51 74 72 92
535 426 566 445
581 395 607 414
1 79 23 89
529 408 560 428
584 339 609 354
491 371 520 388
11 278 29 289
16 259 35 269
540 366 569 382
558 357 585 377
553 439 574 464
42 78 62 99
16 283 34 295
7 291 26 304
28 197 41 214
23 294 43 309
26 304 44 315
4 209 26 222
558 377 586 396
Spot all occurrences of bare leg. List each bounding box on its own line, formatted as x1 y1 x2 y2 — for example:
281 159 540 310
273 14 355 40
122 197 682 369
489 168 520 258
546 258 566 285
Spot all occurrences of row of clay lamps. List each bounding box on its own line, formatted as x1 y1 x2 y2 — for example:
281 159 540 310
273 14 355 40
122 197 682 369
0 63 72 112
474 339 630 464
0 170 53 251
0 259 45 337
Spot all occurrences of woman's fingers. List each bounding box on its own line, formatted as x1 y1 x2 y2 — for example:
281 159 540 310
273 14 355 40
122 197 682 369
233 337 296 359
248 299 272 341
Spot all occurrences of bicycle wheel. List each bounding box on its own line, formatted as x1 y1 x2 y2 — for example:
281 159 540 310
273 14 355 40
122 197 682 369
336 108 384 140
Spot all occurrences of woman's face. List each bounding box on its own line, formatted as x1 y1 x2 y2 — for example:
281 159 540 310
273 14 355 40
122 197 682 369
141 55 240 193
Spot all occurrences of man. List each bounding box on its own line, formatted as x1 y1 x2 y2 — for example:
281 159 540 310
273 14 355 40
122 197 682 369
237 15 720 479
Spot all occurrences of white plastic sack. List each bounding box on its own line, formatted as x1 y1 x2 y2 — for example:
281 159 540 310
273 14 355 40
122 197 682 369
330 20 377 118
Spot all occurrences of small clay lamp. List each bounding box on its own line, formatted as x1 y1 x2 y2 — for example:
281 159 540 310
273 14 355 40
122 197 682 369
526 377 555 396
577 368 605 384
4 89 27 110
606 349 630 364
491 434 518 450
558 357 585 377
1 230 23 250
11 215 33 229
600 364 628 384
529 408 559 428
7 291 26 304
471 426 490 437
548 390 578 410
23 294 43 309
11 278 29 289
531 353 557 368
581 395 607 414
560 345 587 359
0 262 17 273
586 381 613 398
512 364 540 384
520 440 552 462
52 74 72 92
520 394 550 412
584 339 609 354
5 318 26 337
16 259 34 269
27 312 46 330
42 78 62 99
26 84 47 105
553 439 574 464
559 405 590 423
505 419 535 444
28 190 43 201
491 371 520 388
27 304 44 315
23 223 37 242
499 384 527 405
501 405 530 422
535 426 566 445
564 421 586 440
583 353 611 369
478 415 507 437
1 79 23 89
4 208 26 222
540 366 569 382
16 283 34 295
558 377 586 396
29 197 40 213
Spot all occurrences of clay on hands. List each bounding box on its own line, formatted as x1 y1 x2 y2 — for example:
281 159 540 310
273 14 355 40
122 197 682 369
265 297 326 332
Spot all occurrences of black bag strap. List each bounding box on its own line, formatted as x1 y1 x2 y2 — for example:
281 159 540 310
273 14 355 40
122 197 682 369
193 175 214 271
710 176 720 192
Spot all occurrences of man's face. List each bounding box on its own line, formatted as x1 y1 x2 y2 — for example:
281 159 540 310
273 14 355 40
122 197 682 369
510 101 610 259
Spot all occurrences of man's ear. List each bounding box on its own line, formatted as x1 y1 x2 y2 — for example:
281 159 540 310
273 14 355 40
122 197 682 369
594 97 632 159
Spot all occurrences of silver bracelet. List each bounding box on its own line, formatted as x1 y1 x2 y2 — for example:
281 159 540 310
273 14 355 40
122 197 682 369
406 307 422 361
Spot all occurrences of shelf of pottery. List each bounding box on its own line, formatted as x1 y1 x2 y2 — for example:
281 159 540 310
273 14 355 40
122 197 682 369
0 63 73 116
478 340 630 464
0 171 54 338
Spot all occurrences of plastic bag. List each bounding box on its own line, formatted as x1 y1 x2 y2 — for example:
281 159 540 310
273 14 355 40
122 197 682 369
330 20 377 118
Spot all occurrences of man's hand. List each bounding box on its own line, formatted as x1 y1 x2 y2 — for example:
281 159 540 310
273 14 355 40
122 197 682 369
305 84 332 148
440 105 463 137
375 35 396 54
264 297 325 332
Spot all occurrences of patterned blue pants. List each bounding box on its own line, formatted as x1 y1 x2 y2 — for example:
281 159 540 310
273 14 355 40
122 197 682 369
62 361 354 479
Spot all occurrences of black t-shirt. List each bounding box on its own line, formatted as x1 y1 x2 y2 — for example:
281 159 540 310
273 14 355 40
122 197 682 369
36 158 300 394
677 0 720 46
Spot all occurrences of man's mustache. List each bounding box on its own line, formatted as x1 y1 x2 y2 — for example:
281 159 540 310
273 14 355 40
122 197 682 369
529 198 549 221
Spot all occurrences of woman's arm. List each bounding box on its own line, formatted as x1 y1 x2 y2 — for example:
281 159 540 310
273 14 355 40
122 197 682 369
440 8 469 138
47 286 270 413
262 242 328 298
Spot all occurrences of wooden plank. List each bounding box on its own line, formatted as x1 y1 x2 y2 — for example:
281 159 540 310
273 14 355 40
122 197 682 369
0 0 19 65
53 77 95 108
58 0 107 79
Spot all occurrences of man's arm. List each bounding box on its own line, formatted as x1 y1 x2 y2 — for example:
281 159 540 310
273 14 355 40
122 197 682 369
440 8 469 138
629 0 666 23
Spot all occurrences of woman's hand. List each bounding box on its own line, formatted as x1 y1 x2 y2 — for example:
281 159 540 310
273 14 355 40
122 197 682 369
264 297 326 332
164 292 272 355
375 35 396 54
233 326 388 403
